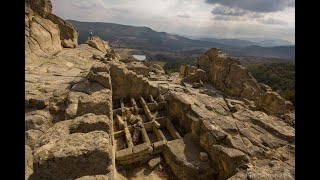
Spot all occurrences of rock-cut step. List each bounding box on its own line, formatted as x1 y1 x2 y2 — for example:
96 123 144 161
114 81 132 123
163 133 218 180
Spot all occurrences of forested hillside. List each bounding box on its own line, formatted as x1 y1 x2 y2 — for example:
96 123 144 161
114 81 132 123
246 63 295 105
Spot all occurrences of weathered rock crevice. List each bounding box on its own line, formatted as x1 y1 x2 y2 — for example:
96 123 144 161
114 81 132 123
222 63 232 89
34 18 55 45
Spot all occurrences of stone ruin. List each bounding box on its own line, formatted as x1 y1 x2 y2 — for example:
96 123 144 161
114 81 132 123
26 53 295 179
25 1 295 179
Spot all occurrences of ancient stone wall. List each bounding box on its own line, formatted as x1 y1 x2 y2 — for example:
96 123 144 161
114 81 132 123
109 62 160 99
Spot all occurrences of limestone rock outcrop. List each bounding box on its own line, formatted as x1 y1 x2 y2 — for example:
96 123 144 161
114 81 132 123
86 63 112 89
165 90 294 179
69 113 111 133
65 91 87 119
196 48 262 100
25 110 52 133
25 0 79 53
256 91 294 116
104 49 120 61
163 133 217 179
25 145 33 180
180 64 208 83
48 14 79 48
77 89 113 118
25 90 50 109
25 16 62 53
126 62 151 76
26 0 52 18
143 61 166 75
179 48 295 119
122 60 165 77
25 129 44 149
31 114 113 179
87 37 111 53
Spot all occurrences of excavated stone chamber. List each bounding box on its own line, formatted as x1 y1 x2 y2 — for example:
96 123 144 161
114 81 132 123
113 96 177 164
111 95 217 179
107 62 218 179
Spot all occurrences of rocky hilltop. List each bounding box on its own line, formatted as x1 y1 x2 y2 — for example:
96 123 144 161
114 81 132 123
25 0 79 52
25 1 295 180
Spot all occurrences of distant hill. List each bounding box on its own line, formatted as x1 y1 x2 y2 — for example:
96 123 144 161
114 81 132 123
246 62 295 105
198 38 258 48
68 20 229 51
239 38 294 47
68 20 295 60
241 45 295 59
188 36 294 47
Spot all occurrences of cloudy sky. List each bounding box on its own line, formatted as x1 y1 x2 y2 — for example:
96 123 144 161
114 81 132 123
51 0 295 43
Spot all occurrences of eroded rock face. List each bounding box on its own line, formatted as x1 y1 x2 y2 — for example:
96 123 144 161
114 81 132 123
71 81 106 95
179 48 295 120
196 48 262 101
283 113 295 127
69 113 112 134
77 89 113 118
144 62 165 75
47 14 79 48
26 16 62 53
180 64 208 83
26 0 52 18
25 110 52 133
25 129 44 149
25 0 79 53
104 49 120 62
192 117 250 179
165 90 294 179
126 62 151 77
86 63 112 89
163 133 217 179
65 91 87 119
87 37 111 53
49 89 70 122
25 91 50 109
124 61 166 77
32 114 113 179
256 91 294 116
25 145 33 180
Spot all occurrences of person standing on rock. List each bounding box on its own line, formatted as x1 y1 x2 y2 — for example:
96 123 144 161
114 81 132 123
89 28 93 40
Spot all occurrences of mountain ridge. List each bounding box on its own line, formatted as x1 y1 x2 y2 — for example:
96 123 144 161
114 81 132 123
68 20 295 60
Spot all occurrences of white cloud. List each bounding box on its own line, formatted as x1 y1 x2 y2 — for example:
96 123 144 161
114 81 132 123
259 18 288 25
211 5 248 16
51 0 295 43
206 0 295 12
177 12 191 18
